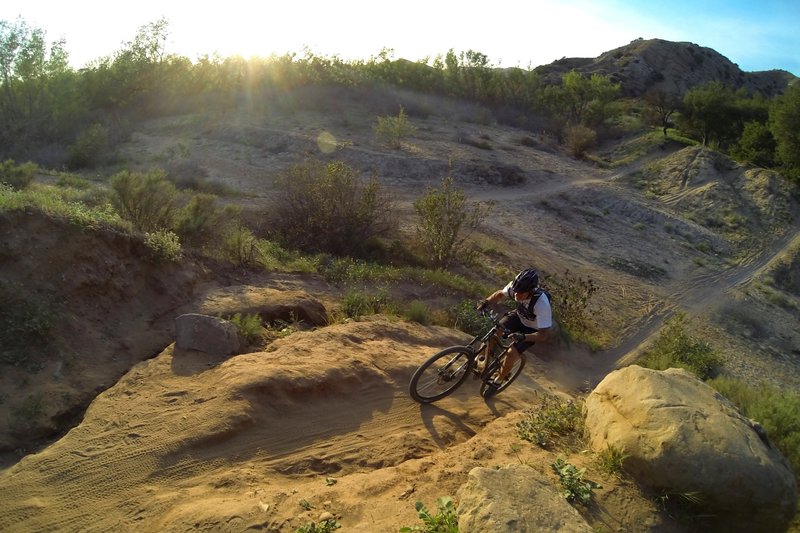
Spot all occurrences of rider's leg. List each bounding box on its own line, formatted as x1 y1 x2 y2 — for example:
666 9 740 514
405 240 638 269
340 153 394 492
498 345 521 382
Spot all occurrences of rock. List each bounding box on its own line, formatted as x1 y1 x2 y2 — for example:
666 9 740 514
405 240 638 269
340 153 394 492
456 464 593 533
585 365 797 532
174 313 242 355
199 286 328 327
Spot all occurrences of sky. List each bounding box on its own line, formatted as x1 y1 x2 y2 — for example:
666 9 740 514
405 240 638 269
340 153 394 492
2 0 799 75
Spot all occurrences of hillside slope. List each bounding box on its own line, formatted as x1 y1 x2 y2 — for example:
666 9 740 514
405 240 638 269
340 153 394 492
1 83 799 531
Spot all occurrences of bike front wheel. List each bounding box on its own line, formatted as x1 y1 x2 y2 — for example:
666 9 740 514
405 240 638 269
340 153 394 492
408 346 474 404
480 352 526 398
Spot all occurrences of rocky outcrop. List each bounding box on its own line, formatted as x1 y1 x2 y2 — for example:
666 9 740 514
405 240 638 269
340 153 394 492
585 365 797 533
534 38 796 98
456 464 594 532
175 313 242 355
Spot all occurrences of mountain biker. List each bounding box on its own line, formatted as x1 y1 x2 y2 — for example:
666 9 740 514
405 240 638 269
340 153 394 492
476 268 552 387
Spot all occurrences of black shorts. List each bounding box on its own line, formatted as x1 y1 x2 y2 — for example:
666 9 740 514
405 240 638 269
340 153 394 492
498 313 537 353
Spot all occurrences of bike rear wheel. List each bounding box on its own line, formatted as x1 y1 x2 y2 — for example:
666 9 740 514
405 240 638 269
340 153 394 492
409 347 474 404
480 352 526 398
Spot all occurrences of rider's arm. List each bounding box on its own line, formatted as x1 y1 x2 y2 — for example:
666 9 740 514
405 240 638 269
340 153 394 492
482 289 505 307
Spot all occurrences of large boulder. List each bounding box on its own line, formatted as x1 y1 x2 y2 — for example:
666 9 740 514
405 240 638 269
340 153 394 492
585 365 797 532
175 314 242 355
456 464 593 533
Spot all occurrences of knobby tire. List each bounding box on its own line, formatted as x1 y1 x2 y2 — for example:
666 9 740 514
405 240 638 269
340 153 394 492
480 352 526 398
408 346 474 404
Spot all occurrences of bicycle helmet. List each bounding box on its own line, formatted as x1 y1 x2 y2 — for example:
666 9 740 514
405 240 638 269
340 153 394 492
511 268 539 293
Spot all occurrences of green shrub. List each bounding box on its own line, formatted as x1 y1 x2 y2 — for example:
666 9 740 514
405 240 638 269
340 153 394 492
340 289 389 318
413 176 488 268
546 270 600 347
709 375 800 480
223 225 262 267
517 394 585 449
638 313 722 379
597 444 628 477
399 496 458 533
68 123 110 169
551 458 601 504
374 106 416 148
565 124 597 157
144 230 183 261
270 160 394 256
404 300 430 325
228 313 264 344
110 169 178 232
174 193 220 247
0 159 38 189
449 299 493 337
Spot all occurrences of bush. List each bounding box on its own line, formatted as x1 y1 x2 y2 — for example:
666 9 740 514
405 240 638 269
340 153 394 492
340 289 389 318
270 160 394 256
638 313 722 380
228 313 264 344
144 230 183 261
223 225 262 268
374 106 416 148
413 176 488 268
175 193 221 247
68 123 110 169
546 270 599 347
565 124 597 157
404 300 430 325
449 299 493 336
517 394 585 450
399 496 458 533
709 376 800 480
110 169 178 232
0 159 38 189
551 458 601 504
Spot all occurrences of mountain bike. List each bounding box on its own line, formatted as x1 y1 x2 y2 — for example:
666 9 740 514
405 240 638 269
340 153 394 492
408 309 526 403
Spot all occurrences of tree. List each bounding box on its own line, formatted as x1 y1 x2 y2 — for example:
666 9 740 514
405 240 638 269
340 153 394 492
770 83 800 182
679 81 736 146
413 176 489 268
731 121 775 167
543 70 620 127
643 88 679 136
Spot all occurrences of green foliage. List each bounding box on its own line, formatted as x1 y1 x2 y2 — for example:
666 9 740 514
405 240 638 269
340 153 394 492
67 123 110 169
228 313 264 344
0 182 129 230
708 375 800 480
678 81 741 147
341 289 390 318
294 519 341 533
0 159 38 189
638 313 722 380
596 444 628 477
222 225 262 267
543 71 620 127
144 229 182 261
404 300 431 325
174 193 222 247
375 106 417 148
399 496 459 533
731 120 776 167
545 271 600 348
449 299 493 336
770 83 800 182
517 394 585 449
109 168 178 232
551 458 601 504
413 176 489 268
271 160 394 256
564 124 597 157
